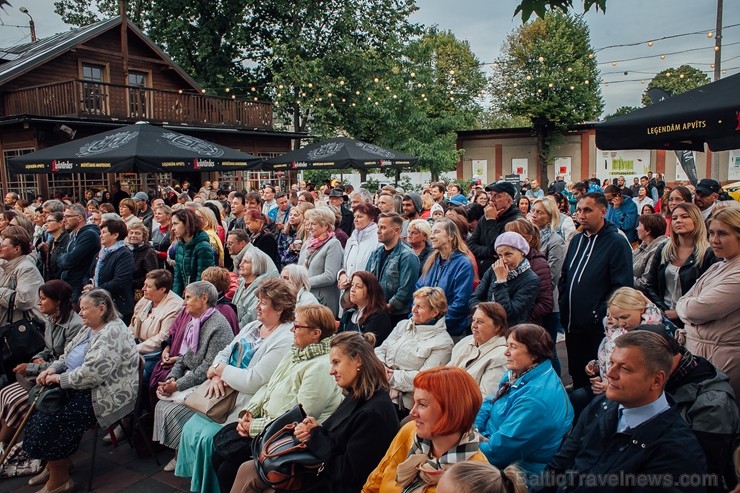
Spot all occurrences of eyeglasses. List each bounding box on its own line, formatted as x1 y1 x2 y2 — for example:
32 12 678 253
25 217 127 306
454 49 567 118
293 324 315 331
63 214 81 219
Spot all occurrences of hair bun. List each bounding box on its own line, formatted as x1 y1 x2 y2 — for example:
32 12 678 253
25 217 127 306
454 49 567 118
362 332 377 347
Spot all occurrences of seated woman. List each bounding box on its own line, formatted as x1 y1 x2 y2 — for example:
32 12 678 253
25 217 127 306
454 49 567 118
279 264 319 306
244 209 280 268
23 289 139 493
152 282 234 461
201 267 240 335
231 331 400 493
450 302 508 397
475 324 573 478
415 219 475 337
0 281 83 452
375 287 454 417
569 287 662 418
174 278 297 492
129 269 183 369
362 366 487 493
338 271 393 345
232 246 279 328
211 304 343 493
470 232 541 326
127 222 159 301
407 219 433 267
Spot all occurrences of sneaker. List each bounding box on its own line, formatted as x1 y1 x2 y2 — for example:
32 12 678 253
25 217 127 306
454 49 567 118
163 456 177 472
102 426 125 445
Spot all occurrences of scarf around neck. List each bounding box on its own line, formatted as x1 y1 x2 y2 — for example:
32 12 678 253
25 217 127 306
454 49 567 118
396 427 482 493
94 240 125 285
305 231 335 257
507 258 531 281
291 335 332 363
181 307 217 355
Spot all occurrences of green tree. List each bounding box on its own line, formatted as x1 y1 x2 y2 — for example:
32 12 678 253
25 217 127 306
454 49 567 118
514 0 606 22
490 11 603 187
604 105 639 119
641 65 710 106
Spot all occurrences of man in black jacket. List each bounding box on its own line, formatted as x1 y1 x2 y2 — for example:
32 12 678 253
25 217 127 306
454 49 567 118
559 193 632 389
328 188 353 236
57 204 101 305
535 331 709 492
468 181 522 272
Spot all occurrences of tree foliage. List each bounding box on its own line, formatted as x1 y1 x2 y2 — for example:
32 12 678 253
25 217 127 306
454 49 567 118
641 65 710 106
490 11 602 185
514 0 606 22
604 105 639 119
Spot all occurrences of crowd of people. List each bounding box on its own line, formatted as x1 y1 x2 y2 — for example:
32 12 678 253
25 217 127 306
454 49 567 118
0 170 738 493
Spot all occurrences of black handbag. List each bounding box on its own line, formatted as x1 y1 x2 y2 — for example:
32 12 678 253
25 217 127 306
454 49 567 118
0 292 46 384
27 384 70 415
212 421 254 464
252 404 324 491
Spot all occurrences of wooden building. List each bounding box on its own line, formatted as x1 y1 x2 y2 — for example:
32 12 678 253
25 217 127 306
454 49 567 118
0 16 302 200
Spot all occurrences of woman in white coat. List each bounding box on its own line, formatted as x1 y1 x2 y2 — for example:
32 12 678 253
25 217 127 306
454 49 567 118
337 202 379 311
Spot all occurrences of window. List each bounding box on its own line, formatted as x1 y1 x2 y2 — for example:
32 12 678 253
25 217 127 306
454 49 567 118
82 63 108 114
4 148 39 200
48 173 107 203
128 71 149 118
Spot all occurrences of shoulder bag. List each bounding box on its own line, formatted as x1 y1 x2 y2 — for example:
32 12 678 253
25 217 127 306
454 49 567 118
183 380 237 424
0 292 46 384
251 404 325 491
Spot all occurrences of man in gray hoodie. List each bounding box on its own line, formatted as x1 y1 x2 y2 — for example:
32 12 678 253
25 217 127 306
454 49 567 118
401 193 423 239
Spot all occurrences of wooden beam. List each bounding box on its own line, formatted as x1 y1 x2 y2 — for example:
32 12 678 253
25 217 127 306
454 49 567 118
75 44 171 66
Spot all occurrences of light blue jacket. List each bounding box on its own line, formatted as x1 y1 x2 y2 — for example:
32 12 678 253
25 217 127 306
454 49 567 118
475 360 573 477
605 197 639 243
415 250 474 336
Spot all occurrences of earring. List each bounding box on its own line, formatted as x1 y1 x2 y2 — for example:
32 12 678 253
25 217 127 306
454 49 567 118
356 367 361 371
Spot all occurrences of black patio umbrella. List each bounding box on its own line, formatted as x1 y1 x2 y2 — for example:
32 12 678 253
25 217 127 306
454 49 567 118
8 123 262 174
596 72 740 152
261 137 417 171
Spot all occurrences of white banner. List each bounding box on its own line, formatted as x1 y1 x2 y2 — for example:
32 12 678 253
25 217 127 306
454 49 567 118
472 159 488 185
729 151 740 181
511 158 529 178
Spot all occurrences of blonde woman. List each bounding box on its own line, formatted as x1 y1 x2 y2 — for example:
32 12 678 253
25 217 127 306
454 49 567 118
645 203 716 326
195 207 225 267
278 202 314 268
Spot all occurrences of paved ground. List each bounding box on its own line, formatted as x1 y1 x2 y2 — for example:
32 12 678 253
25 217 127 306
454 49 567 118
2 341 571 492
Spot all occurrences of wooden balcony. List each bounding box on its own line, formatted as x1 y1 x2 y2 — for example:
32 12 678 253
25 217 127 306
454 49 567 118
3 79 273 129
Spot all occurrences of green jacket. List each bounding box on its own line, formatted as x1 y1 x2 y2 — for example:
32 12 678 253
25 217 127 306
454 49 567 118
173 230 215 296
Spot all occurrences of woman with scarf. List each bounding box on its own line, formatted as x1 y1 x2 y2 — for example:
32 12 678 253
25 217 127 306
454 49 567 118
244 209 279 268
127 222 159 302
469 232 540 327
231 331 399 493
172 209 215 297
152 204 173 270
337 202 379 311
362 366 487 493
475 324 573 479
152 281 233 469
83 218 135 324
297 207 343 317
232 246 279 328
375 287 454 418
172 279 297 490
211 304 343 493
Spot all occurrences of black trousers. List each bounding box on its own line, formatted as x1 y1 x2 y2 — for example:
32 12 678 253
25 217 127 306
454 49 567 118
565 330 604 389
212 422 255 493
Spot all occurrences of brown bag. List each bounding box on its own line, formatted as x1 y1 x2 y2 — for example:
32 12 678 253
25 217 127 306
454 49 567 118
184 380 238 424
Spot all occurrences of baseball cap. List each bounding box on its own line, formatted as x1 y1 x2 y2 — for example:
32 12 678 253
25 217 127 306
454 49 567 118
695 179 720 196
132 192 149 202
485 181 517 199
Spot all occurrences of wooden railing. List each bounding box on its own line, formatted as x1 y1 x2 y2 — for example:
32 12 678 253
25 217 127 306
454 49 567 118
3 80 273 129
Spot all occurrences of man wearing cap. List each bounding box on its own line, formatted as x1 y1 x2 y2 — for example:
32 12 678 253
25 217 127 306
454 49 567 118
468 181 523 272
133 191 153 232
694 178 721 222
328 188 353 236
537 331 708 493
559 192 632 389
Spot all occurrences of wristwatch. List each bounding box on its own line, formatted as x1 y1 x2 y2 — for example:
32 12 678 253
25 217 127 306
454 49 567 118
212 362 221 369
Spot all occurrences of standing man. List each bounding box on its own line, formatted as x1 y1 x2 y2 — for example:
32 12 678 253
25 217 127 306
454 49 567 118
367 212 420 326
4 192 18 209
525 179 545 200
694 178 721 222
56 204 101 305
268 192 292 232
468 181 523 272
401 193 422 238
133 192 153 232
640 175 659 203
538 331 708 492
376 194 396 214
261 185 276 216
110 181 130 210
604 185 638 243
228 193 247 233
629 176 641 196
429 183 449 211
327 188 353 236
226 229 250 273
558 193 632 389
548 175 566 194
616 175 626 190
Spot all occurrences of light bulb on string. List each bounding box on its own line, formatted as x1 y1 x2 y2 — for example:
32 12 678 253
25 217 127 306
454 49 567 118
548 82 554 87
339 80 344 85
225 87 230 92
374 77 379 83
538 56 544 63
307 83 313 88
611 61 617 67
201 89 206 93
660 54 665 59
714 46 720 52
251 87 256 91
278 84 284 89
567 67 573 72
722 69 727 74
410 72 416 77
647 41 654 47
585 80 590 84
707 32 714 38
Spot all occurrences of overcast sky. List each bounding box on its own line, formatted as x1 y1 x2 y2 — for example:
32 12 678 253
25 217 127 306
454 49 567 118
1 0 737 118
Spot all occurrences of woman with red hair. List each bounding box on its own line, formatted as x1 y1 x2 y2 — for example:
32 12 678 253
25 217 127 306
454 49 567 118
362 366 488 493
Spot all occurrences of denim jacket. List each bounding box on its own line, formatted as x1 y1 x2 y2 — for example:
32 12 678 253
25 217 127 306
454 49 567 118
366 241 420 316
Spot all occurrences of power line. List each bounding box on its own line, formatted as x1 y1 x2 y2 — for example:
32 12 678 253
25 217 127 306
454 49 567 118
597 40 740 65
593 23 740 52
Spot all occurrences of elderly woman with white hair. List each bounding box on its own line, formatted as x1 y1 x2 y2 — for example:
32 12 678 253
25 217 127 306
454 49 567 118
232 245 279 327
297 207 343 317
406 218 433 267
280 263 319 306
153 281 233 470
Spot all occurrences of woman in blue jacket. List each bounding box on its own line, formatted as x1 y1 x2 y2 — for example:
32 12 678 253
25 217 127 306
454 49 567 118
475 324 573 479
415 219 474 336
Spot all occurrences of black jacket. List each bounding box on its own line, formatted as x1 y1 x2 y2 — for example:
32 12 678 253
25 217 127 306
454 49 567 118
93 246 135 317
537 395 708 493
306 390 399 493
468 204 523 272
470 265 540 326
251 229 280 268
42 231 70 281
131 243 159 291
57 223 101 302
338 204 354 237
558 221 633 334
338 308 393 345
645 244 716 316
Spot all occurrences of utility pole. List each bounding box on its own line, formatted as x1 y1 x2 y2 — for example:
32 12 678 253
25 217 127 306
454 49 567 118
710 0 723 180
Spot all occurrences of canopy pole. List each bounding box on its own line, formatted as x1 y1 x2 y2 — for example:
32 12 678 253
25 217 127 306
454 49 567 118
711 0 723 180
